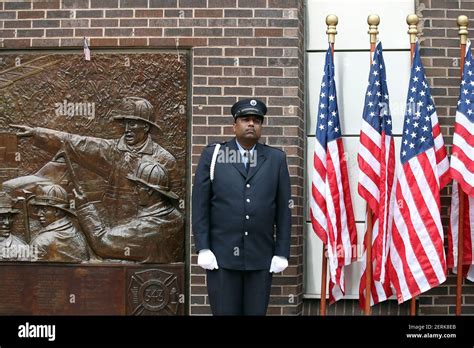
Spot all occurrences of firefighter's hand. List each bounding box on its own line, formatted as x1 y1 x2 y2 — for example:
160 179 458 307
73 188 88 208
9 124 34 137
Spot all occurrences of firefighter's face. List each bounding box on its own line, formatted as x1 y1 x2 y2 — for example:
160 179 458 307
33 205 63 227
0 213 12 241
124 120 150 146
135 183 152 206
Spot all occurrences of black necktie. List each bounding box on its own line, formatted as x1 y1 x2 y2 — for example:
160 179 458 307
244 151 250 173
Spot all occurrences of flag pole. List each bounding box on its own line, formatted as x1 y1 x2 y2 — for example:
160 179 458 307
320 14 338 316
407 13 419 316
456 14 468 316
364 14 380 316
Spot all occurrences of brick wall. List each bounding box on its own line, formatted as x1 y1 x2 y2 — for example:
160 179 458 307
417 0 474 315
0 0 306 315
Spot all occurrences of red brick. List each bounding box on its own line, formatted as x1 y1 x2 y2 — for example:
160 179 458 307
18 11 45 19
149 37 178 46
135 10 164 17
0 30 16 38
3 39 31 48
176 37 207 47
208 0 236 7
17 29 44 38
32 38 60 47
32 20 60 28
105 9 133 17
46 10 72 18
46 29 73 37
34 1 61 9
75 28 103 37
90 38 119 46
5 2 31 10
255 28 283 37
4 21 32 29
60 38 83 46
91 19 118 27
120 38 147 46
134 28 163 36
149 0 177 7
62 0 89 9
195 9 223 17
91 0 119 8
120 0 147 7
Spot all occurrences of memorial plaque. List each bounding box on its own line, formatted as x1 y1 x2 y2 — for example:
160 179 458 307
0 263 184 315
0 51 188 314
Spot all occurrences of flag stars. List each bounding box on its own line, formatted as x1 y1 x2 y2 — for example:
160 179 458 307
319 113 325 119
420 136 426 143
320 103 325 109
331 111 337 117
415 66 421 72
409 143 415 149
413 122 419 128
420 90 426 97
321 92 326 98
319 125 325 130
422 125 428 132
411 131 417 139
329 95 335 101
411 87 417 93
413 76 419 82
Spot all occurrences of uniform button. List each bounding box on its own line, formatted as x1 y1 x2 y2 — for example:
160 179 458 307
245 232 248 236
246 198 250 203
246 184 250 188
246 215 249 220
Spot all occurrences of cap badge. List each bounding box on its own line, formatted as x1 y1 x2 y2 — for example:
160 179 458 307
250 99 257 106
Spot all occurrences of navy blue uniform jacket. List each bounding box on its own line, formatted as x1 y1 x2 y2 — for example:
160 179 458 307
192 138 291 271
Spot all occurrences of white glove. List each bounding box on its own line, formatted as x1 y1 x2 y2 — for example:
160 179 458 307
197 249 219 270
269 255 288 273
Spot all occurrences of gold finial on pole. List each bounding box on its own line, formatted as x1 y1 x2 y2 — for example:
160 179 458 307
368 14 380 44
457 15 469 45
406 14 419 44
326 14 338 44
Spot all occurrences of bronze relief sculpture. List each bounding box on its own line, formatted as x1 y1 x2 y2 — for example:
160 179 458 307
0 53 187 266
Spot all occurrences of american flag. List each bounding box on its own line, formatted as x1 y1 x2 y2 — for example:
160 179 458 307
357 42 395 308
310 45 357 303
448 40 474 281
388 42 450 303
